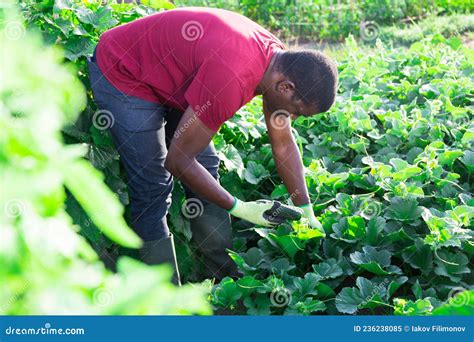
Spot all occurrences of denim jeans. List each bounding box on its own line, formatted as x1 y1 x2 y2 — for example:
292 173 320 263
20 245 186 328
87 52 220 242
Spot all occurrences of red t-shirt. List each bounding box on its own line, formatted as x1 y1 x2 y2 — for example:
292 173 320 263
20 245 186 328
96 7 285 131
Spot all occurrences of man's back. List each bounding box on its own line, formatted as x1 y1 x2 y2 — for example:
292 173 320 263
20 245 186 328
96 7 285 130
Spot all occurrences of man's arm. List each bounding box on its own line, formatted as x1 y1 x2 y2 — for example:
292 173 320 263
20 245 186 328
264 108 310 206
164 106 235 210
165 105 304 227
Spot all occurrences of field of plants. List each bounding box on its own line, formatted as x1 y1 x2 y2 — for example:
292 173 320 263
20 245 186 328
178 0 474 42
1 0 473 316
211 36 474 315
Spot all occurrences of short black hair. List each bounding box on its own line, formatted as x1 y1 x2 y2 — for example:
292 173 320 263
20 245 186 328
275 50 338 113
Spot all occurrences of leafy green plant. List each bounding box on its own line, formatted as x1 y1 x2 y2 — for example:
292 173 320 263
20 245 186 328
17 1 473 315
18 0 177 265
176 0 471 42
381 14 474 46
435 0 474 14
212 35 473 315
1 3 210 315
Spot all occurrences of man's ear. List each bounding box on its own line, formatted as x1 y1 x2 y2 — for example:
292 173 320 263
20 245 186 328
276 80 295 96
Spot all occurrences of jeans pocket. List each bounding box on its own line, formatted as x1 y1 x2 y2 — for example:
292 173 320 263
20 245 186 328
87 58 166 133
121 100 167 133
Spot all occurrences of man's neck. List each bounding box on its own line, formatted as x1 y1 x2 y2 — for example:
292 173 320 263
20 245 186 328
255 50 281 95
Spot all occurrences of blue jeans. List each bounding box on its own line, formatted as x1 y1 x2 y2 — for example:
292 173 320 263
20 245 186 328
87 53 220 242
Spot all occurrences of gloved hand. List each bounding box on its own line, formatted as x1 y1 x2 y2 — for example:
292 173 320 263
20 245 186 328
298 203 324 231
228 197 303 227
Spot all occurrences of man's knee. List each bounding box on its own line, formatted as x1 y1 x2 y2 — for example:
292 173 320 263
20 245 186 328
129 187 173 241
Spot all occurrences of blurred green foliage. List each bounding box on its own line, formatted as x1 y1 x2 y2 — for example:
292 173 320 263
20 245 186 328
11 0 473 316
19 0 173 262
177 0 474 41
381 14 474 45
0 2 210 315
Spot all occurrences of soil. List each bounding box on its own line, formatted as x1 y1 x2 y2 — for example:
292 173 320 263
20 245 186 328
462 35 474 49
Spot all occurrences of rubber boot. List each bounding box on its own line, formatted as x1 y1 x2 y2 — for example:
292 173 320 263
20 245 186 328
139 234 181 286
190 202 241 281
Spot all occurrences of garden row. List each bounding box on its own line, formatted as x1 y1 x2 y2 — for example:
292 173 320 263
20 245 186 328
210 35 474 315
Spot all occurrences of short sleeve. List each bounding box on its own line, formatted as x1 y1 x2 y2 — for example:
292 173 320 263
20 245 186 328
184 60 244 132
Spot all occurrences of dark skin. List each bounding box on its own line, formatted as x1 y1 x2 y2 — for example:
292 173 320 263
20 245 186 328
164 51 319 210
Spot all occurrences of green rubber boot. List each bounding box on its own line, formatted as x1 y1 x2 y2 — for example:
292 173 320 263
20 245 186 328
139 234 181 286
190 202 241 281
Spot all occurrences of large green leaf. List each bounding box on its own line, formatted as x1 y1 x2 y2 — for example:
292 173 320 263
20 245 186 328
350 246 398 276
228 247 265 273
434 250 470 282
402 239 433 273
293 273 320 297
335 287 365 314
269 234 306 259
422 208 470 249
365 217 386 245
331 216 366 242
89 6 119 30
236 276 266 297
62 36 95 61
244 161 270 184
460 150 474 172
212 277 242 307
218 144 244 177
285 298 326 315
335 277 388 314
388 276 408 297
244 294 271 315
62 159 142 248
389 158 422 181
266 258 296 275
385 197 423 222
312 258 343 279
255 228 306 259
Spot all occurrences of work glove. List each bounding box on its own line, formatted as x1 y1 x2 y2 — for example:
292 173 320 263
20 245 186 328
228 197 303 227
298 203 324 231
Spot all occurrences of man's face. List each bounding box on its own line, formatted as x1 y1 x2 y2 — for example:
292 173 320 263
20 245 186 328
262 80 319 119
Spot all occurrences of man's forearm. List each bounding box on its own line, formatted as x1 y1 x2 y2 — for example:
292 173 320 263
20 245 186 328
272 141 310 206
165 157 235 210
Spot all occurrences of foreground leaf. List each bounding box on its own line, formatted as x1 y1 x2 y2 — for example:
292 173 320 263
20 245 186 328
62 159 142 248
